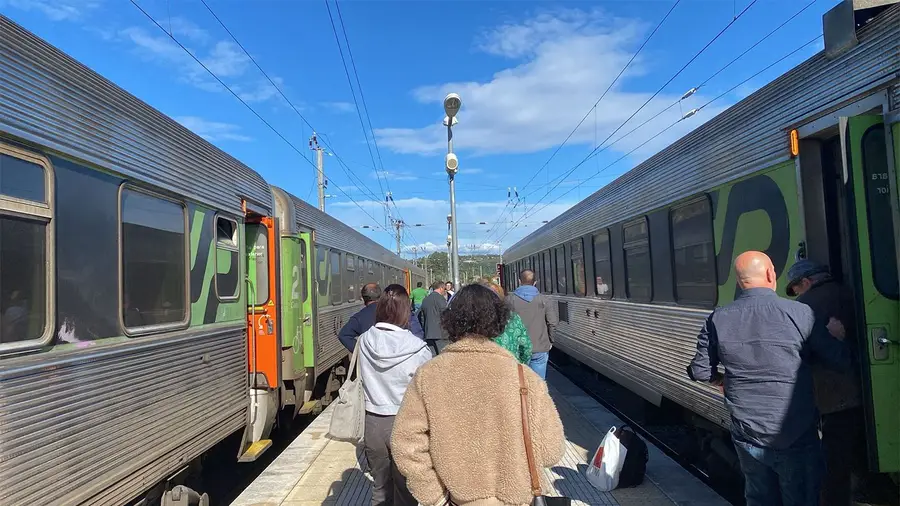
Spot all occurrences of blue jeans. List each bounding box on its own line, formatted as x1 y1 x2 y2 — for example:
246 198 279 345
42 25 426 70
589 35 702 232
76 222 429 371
733 436 824 506
529 352 549 379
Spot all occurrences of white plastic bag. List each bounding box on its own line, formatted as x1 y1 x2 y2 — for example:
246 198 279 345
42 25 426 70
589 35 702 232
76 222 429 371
585 426 628 491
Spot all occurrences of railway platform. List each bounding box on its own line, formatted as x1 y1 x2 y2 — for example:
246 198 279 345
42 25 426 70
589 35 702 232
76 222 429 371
230 367 729 506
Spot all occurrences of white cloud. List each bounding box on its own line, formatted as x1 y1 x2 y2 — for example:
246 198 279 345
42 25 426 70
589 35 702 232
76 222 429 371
431 168 483 177
2 0 99 21
374 170 418 181
119 21 287 105
324 101 356 113
328 196 574 252
375 9 730 159
175 116 252 142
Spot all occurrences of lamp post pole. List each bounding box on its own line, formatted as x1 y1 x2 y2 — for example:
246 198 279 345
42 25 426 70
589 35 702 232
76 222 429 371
444 93 461 288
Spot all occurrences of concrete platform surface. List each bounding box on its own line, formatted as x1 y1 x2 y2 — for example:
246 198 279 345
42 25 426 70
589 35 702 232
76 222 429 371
230 366 730 506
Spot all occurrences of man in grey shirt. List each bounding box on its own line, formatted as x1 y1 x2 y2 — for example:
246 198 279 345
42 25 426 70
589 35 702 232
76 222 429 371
506 269 558 379
688 251 850 506
418 281 449 355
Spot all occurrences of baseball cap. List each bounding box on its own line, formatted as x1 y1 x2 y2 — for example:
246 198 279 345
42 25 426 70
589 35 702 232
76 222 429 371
785 260 829 297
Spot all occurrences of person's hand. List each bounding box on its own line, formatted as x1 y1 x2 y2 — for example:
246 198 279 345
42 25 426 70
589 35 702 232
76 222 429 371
827 317 846 341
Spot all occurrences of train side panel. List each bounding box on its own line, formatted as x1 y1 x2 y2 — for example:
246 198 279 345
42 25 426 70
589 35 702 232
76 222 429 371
0 152 247 505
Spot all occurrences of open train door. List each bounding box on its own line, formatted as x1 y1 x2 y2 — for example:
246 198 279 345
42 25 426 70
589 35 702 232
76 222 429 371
840 113 900 473
295 231 319 415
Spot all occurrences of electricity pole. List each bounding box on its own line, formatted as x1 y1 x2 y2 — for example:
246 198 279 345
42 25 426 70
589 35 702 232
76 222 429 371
309 133 326 211
393 219 404 256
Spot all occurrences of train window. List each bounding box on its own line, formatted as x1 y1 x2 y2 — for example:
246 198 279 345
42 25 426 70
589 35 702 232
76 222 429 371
299 239 308 303
357 256 365 289
214 216 240 301
670 199 717 306
346 254 356 302
246 223 269 307
367 260 374 275
592 230 612 298
570 239 586 296
315 245 328 308
542 251 552 294
623 218 652 301
0 147 53 348
861 124 899 299
121 188 187 330
555 246 567 294
0 152 46 202
330 251 342 305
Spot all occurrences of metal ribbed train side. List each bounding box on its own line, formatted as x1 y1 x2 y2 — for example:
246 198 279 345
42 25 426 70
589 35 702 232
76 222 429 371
315 304 363 375
0 16 271 216
285 189 423 274
504 6 900 261
549 295 731 427
891 83 900 110
0 325 246 506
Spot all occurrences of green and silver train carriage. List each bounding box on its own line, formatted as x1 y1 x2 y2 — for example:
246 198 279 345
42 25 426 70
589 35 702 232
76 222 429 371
502 1 900 479
0 13 422 506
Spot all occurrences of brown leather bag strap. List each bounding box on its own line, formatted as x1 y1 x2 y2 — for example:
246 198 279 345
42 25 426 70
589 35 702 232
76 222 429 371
518 364 542 497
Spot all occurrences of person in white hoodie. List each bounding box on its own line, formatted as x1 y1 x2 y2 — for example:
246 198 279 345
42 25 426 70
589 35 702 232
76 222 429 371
358 284 432 506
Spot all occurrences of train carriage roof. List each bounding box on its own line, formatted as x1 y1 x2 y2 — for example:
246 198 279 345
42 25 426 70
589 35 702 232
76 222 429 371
0 15 272 216
272 186 423 273
503 4 899 262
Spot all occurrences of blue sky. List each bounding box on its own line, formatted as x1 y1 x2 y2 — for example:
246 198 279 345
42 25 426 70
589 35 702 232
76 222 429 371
1 0 829 257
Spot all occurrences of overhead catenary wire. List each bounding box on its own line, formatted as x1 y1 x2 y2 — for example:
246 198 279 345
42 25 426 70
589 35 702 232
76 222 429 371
493 34 823 246
196 0 395 220
129 0 394 242
323 0 385 198
484 0 683 241
326 0 424 253
506 0 818 206
508 0 760 220
486 0 774 246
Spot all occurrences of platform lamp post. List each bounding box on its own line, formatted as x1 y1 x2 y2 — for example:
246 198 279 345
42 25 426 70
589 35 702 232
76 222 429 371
446 234 452 283
444 93 461 289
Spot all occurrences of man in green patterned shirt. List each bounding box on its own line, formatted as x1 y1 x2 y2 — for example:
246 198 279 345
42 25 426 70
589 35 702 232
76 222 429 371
483 281 532 364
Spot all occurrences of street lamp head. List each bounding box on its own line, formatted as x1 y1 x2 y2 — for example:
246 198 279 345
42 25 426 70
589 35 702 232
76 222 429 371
445 153 459 173
443 93 461 119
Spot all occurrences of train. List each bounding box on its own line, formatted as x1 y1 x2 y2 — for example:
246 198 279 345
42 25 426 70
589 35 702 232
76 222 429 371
501 0 900 482
0 14 424 506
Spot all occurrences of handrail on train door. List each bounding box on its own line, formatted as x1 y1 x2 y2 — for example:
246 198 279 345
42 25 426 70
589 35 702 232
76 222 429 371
246 276 258 425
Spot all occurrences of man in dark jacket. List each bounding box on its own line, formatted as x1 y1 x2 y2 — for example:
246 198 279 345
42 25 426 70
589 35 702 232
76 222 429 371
338 283 424 351
418 281 448 355
506 269 557 379
786 260 864 506
688 251 850 506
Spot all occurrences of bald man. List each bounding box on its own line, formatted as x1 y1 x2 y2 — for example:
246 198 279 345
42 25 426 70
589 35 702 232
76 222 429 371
688 251 851 506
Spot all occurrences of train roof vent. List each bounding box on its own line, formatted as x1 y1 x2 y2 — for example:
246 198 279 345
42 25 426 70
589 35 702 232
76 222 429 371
823 0 897 59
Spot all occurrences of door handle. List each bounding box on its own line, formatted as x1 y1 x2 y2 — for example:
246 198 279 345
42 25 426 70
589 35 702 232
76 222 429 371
872 327 896 361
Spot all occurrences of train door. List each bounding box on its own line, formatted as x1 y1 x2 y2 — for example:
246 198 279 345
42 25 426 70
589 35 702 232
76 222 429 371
277 231 304 420
295 232 319 415
797 94 900 474
240 215 280 462
839 113 899 473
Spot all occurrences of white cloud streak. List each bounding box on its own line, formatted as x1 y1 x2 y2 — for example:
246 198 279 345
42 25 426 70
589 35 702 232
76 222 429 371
328 196 574 252
375 9 729 159
175 116 252 142
1 0 98 21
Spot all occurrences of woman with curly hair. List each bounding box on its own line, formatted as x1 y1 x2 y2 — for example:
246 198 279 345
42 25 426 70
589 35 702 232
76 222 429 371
391 284 565 506
482 281 532 364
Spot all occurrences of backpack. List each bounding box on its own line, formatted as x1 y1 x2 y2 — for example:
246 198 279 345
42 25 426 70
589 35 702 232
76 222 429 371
614 425 648 488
